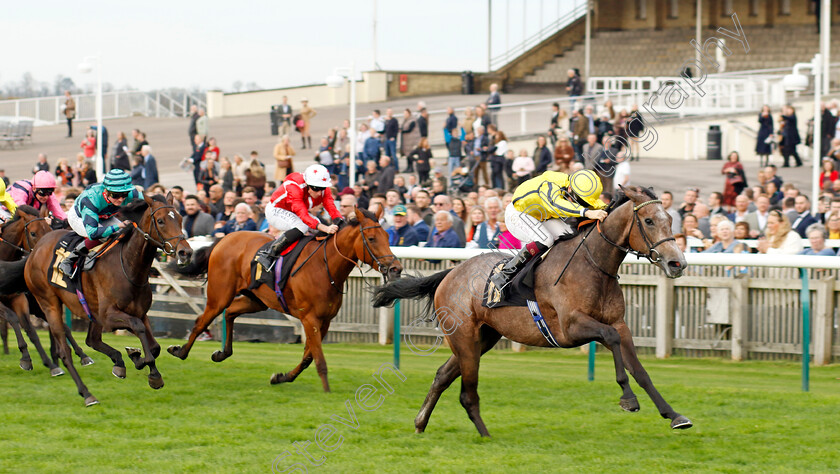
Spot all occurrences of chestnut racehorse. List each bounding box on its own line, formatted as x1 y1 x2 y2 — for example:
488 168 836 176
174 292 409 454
17 193 192 406
168 207 402 392
373 186 692 436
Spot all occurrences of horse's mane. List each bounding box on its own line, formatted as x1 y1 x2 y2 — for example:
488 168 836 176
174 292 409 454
607 186 658 212
345 208 379 227
118 195 167 223
1 205 40 230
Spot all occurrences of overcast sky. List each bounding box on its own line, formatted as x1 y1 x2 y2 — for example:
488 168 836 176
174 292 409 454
2 0 581 93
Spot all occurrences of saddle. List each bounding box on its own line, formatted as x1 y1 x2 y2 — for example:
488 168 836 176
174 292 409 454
48 232 123 292
248 234 319 310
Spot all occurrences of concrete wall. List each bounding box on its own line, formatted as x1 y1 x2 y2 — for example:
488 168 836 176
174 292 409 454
603 0 830 30
206 72 389 119
384 71 463 98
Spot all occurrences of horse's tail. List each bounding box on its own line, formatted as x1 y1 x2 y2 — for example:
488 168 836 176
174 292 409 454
0 258 28 295
372 268 454 314
170 240 219 276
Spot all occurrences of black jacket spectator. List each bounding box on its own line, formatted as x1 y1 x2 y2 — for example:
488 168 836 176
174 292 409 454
384 117 399 140
417 115 428 138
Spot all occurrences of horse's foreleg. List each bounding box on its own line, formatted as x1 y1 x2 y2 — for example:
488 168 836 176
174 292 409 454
10 295 62 375
614 322 692 429
211 296 265 363
567 312 636 408
124 316 163 390
63 321 94 366
457 334 490 437
86 321 126 378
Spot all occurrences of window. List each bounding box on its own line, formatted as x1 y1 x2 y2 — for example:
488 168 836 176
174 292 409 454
779 0 790 16
750 0 759 17
636 0 647 20
722 0 733 16
669 0 678 19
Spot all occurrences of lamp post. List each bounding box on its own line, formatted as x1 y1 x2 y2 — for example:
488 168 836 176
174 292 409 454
78 54 103 181
783 54 822 215
326 62 357 188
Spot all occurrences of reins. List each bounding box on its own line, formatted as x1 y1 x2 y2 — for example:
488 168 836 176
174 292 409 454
554 197 673 284
0 216 48 255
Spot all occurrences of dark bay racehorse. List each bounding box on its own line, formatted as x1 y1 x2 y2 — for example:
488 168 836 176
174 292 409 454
0 205 90 375
168 207 402 392
14 193 192 406
373 186 691 436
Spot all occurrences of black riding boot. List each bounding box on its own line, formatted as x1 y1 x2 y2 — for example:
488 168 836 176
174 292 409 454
58 241 88 277
256 228 305 272
489 242 548 291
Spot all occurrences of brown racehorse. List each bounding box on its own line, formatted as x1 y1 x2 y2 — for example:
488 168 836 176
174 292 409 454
168 207 402 392
372 186 692 436
0 205 90 375
15 193 192 406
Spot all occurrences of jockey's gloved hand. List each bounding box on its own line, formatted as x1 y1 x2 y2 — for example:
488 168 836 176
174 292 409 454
332 217 344 226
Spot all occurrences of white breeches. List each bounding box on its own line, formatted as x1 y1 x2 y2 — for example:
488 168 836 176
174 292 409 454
265 206 311 234
504 202 573 247
67 207 120 239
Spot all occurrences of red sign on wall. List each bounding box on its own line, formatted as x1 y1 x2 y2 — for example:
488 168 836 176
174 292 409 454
399 74 408 93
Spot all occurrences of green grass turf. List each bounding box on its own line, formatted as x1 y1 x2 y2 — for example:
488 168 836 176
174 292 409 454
0 332 838 473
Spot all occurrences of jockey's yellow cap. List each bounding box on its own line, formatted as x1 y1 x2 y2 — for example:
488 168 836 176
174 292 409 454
569 170 606 208
0 178 6 196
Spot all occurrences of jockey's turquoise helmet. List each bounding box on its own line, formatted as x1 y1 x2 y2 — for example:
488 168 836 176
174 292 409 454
102 169 135 193
569 169 604 208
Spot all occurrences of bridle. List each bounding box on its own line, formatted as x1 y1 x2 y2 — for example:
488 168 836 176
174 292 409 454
0 215 48 255
596 199 675 265
130 204 187 256
332 221 397 275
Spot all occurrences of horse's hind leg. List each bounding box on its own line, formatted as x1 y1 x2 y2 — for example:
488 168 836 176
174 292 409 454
1 305 34 370
212 296 265 363
10 295 62 376
86 321 126 379
1 319 8 354
416 325 501 434
614 322 692 429
270 317 323 388
167 279 237 360
37 296 97 406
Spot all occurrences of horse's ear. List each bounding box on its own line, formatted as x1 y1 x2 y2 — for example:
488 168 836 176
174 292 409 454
353 206 364 222
165 191 175 206
373 204 383 220
143 192 155 206
40 203 49 217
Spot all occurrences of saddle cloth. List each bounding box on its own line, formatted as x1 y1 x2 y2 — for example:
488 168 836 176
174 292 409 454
482 254 541 309
48 232 118 292
248 235 316 295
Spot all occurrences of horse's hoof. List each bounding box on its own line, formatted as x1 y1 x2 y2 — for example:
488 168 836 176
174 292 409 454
112 366 126 379
19 360 33 371
670 415 693 430
270 373 286 385
148 375 164 390
167 345 185 360
125 347 141 359
84 396 99 407
619 396 640 412
80 356 94 366
211 350 227 363
50 367 64 377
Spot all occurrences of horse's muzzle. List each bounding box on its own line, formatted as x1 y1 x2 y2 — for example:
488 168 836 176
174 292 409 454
664 258 686 278
177 247 193 266
386 265 402 282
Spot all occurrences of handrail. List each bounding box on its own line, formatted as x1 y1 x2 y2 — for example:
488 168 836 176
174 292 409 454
728 119 758 138
388 246 840 268
490 1 587 70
